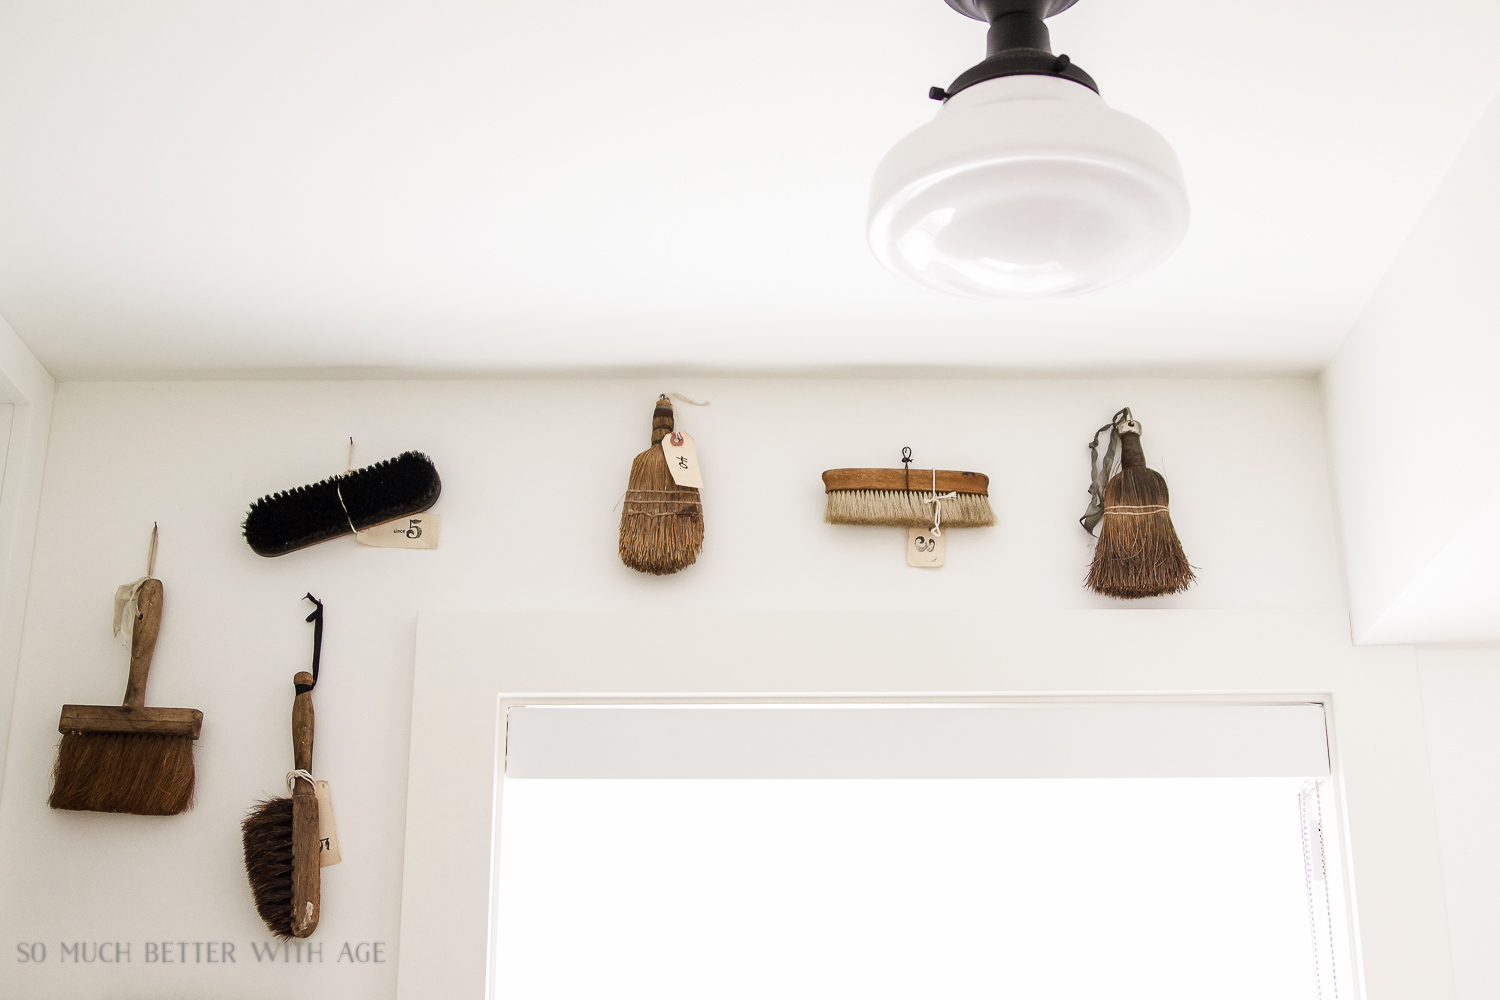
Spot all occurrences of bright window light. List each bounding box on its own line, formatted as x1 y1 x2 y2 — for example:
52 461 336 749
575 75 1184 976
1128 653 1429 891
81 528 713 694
495 776 1331 999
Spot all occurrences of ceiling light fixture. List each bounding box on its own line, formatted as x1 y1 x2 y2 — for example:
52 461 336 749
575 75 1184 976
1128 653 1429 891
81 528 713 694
868 0 1188 300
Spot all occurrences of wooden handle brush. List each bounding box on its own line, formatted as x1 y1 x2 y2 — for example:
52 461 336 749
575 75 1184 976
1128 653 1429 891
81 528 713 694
50 528 202 815
289 671 321 937
822 465 995 528
1083 412 1195 598
243 597 325 939
618 395 704 575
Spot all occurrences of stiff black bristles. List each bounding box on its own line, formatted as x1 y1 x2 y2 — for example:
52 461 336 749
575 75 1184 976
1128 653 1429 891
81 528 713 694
242 796 296 939
243 451 441 556
49 732 195 816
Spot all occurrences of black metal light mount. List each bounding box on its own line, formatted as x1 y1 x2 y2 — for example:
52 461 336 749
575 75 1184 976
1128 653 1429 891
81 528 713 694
929 0 1097 101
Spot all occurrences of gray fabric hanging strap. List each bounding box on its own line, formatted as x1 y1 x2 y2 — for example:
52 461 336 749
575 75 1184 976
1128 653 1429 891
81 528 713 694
1081 407 1131 535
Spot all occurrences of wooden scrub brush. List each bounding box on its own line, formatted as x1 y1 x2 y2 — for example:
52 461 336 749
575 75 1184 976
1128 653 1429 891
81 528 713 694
823 449 995 528
244 450 440 556
242 595 326 939
619 395 704 575
1081 408 1195 598
50 525 203 816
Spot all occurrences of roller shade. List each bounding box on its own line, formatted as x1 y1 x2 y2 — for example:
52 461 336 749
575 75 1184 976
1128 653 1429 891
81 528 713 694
504 703 1330 779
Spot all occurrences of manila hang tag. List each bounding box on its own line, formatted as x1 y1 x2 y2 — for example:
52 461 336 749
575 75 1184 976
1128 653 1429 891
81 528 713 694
355 513 440 549
660 431 703 488
314 780 342 866
907 527 945 568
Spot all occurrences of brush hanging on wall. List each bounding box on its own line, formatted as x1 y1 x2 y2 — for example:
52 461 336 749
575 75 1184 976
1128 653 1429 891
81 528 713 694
242 595 340 940
50 524 203 815
619 395 705 575
1081 408 1195 598
823 448 994 568
243 446 440 557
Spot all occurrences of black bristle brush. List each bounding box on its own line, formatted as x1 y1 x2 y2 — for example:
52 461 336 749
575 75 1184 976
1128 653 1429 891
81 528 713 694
244 451 440 556
242 595 325 939
1081 408 1195 598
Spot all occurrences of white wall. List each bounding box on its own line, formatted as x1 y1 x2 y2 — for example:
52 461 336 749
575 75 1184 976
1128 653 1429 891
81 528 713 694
0 313 54 791
1323 87 1500 644
0 376 1401 999
1419 647 1500 1000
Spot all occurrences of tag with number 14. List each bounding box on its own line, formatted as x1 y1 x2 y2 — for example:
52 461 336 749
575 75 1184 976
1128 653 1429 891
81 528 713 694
660 431 703 488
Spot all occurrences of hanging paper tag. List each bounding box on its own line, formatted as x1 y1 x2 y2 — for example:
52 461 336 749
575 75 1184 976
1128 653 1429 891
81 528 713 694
112 577 148 644
907 527 946 568
660 431 703 489
314 780 342 866
355 513 440 548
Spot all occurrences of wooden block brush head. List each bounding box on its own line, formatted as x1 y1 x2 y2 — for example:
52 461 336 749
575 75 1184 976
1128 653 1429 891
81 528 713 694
822 467 995 528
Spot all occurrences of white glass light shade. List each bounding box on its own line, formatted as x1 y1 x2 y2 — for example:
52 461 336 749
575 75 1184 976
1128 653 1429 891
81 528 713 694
868 75 1188 299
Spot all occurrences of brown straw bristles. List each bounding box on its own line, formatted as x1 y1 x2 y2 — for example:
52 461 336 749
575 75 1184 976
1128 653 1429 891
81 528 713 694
1086 465 1195 598
49 731 195 816
242 796 297 939
825 489 995 529
619 398 703 575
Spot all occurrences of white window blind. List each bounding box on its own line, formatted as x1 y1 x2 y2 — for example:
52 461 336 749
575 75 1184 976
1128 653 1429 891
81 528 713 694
504 703 1330 779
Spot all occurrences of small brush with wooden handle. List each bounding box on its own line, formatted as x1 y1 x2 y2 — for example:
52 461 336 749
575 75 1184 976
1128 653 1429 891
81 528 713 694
242 595 325 939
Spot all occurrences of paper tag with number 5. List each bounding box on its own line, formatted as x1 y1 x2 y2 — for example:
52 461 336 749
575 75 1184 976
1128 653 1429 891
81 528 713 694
660 431 703 489
356 513 440 549
907 527 945 568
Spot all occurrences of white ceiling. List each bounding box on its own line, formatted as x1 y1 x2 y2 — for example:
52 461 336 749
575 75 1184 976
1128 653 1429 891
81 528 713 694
1 0 1498 379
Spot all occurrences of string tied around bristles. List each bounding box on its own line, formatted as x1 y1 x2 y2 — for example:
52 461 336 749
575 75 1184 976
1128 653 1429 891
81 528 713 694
1081 406 1132 536
924 468 958 537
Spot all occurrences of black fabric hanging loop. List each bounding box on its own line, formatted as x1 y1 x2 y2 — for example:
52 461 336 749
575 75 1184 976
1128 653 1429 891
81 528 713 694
297 593 324 694
902 446 913 491
1080 407 1132 535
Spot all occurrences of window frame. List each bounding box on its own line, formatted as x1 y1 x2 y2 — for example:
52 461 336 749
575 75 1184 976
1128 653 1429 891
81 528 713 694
397 609 1450 1000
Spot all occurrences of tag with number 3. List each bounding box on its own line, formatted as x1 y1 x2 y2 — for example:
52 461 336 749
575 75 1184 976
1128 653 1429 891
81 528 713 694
659 431 703 489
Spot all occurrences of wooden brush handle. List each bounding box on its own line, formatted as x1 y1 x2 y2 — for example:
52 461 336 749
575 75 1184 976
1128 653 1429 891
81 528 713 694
290 671 320 938
650 396 674 445
292 672 315 772
822 469 990 495
1119 431 1146 470
122 579 164 710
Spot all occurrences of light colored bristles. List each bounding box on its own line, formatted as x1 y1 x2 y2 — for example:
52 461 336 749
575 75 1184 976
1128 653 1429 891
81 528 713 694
824 489 995 529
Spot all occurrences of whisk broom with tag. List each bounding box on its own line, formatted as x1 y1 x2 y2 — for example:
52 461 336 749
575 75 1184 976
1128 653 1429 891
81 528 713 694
619 395 704 575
